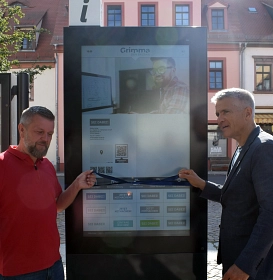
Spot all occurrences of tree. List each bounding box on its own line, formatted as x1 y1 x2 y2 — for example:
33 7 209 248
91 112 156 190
0 0 30 71
0 0 50 78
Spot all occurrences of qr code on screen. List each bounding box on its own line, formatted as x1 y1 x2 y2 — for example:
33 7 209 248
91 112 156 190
106 166 113 174
98 166 105 173
115 144 128 158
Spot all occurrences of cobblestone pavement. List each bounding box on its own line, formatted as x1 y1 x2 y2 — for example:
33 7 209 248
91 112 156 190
57 211 66 278
206 173 226 279
57 173 225 279
207 200 222 279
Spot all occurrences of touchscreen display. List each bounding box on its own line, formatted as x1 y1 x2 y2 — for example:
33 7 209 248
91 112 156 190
81 45 190 237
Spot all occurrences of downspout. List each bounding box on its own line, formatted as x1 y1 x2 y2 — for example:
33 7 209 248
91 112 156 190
239 42 247 88
54 44 60 171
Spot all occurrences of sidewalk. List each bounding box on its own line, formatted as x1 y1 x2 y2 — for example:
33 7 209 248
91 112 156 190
57 172 225 279
207 172 225 279
207 200 222 279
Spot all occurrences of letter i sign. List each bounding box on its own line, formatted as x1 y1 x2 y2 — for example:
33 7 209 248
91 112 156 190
81 0 89 22
69 0 101 26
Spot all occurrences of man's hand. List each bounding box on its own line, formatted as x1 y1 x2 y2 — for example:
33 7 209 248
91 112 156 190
178 169 206 190
73 170 96 191
223 264 249 280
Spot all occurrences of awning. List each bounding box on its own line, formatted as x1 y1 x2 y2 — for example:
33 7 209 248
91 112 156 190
255 114 273 124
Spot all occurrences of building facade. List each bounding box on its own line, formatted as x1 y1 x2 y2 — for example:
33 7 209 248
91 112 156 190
4 0 67 169
4 0 273 171
203 0 273 169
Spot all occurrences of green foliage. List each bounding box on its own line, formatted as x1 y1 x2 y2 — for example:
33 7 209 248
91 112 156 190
0 0 51 80
15 64 52 87
0 0 28 71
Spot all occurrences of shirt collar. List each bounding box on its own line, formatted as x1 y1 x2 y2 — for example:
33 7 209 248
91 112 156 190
8 145 43 164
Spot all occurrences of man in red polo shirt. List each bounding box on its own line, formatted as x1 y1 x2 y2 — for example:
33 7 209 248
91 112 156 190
0 106 96 279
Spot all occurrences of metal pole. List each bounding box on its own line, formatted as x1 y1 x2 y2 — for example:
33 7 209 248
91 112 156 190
17 73 29 141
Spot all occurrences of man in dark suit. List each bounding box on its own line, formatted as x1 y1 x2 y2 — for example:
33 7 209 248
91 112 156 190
179 88 273 280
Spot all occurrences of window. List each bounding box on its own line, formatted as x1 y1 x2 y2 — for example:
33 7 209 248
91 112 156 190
253 56 273 93
206 4 228 32
15 27 36 51
175 4 189 26
140 5 156 26
248 7 257 13
256 65 271 91
107 5 122 26
209 61 223 89
21 37 35 50
211 9 224 30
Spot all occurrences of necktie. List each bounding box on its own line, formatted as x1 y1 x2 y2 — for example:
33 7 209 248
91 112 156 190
230 146 242 170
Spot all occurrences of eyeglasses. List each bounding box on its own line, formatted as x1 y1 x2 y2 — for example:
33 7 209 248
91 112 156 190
150 66 173 76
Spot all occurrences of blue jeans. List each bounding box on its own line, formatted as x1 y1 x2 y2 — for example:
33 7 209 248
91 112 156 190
0 259 64 280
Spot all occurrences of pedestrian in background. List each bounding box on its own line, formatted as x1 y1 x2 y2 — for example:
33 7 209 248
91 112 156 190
0 106 96 279
179 88 273 280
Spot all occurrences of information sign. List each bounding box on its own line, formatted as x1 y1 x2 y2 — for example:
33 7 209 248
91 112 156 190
64 26 207 279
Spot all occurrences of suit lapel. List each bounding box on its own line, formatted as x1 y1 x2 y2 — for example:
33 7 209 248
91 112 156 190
221 126 261 196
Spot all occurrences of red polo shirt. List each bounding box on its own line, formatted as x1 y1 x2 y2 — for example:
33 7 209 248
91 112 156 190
0 146 62 276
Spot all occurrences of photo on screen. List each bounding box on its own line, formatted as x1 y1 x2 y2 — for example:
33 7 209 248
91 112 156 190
82 73 113 111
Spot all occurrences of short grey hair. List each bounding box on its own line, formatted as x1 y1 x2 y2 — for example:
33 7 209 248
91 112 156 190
211 88 255 113
20 106 55 127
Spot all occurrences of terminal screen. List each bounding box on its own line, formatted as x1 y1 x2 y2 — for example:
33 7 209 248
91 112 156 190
81 44 190 237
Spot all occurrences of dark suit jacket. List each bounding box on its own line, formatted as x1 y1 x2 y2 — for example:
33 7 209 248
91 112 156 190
202 126 273 279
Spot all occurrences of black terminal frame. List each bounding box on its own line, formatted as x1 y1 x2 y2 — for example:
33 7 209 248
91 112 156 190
64 26 207 279
0 74 11 152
